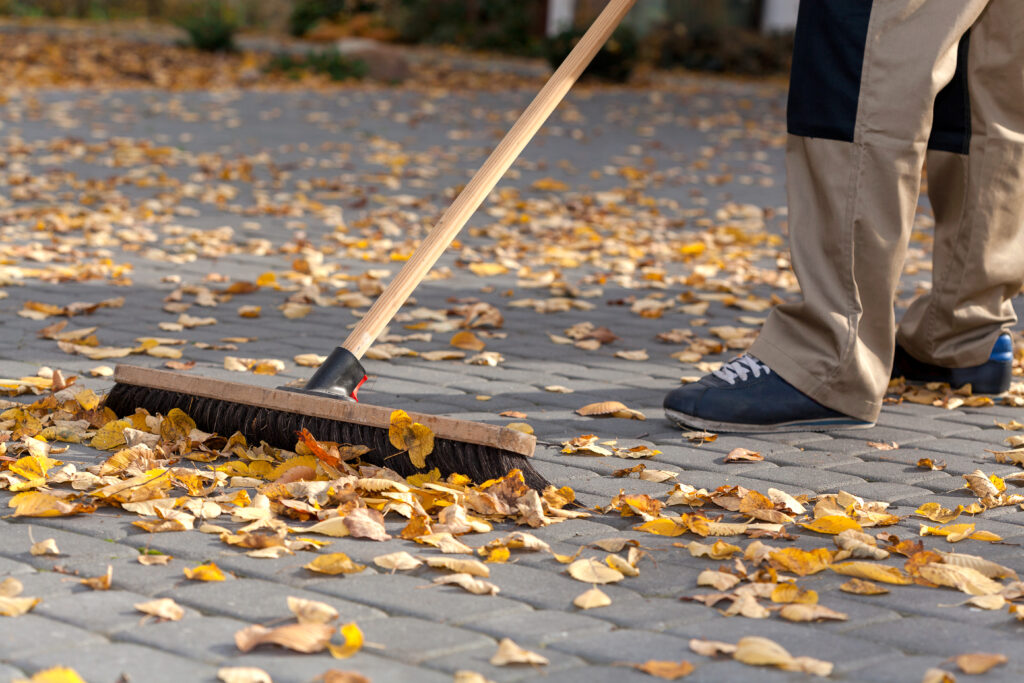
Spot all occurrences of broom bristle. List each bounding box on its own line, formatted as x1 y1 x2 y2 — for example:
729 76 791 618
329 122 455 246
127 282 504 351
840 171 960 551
104 382 549 489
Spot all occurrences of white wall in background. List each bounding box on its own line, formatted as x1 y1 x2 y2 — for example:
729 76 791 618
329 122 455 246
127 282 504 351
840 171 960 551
547 0 577 36
762 0 799 32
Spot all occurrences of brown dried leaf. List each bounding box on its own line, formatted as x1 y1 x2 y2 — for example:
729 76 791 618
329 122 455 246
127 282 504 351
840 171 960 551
723 448 762 463
234 622 335 653
433 573 500 595
954 652 1007 675
134 598 185 621
490 638 549 666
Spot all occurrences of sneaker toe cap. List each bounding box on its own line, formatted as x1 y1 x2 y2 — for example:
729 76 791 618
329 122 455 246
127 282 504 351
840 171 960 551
663 383 707 415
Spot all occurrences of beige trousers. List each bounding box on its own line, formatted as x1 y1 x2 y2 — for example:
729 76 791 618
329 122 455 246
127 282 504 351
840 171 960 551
750 0 1024 422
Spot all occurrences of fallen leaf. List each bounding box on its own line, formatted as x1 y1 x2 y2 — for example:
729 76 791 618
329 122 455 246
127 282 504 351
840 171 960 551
433 573 500 595
389 409 434 468
573 587 611 609
217 667 273 683
183 562 226 582
424 557 490 577
689 639 737 657
568 558 625 584
80 565 112 590
287 596 340 624
30 538 60 556
829 562 912 585
954 652 1007 675
630 660 695 680
921 669 957 683
328 622 364 659
490 638 549 666
723 448 762 463
373 551 423 571
304 553 366 575
778 604 847 622
318 672 371 683
135 598 185 621
235 622 335 654
13 667 87 683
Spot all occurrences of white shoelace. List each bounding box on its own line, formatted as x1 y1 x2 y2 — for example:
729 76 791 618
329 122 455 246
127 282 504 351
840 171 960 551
712 355 771 386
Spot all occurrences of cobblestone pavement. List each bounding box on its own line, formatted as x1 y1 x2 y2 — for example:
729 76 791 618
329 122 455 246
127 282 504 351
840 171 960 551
2 63 1024 683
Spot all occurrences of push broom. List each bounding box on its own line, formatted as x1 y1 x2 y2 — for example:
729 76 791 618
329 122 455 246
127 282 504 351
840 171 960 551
105 0 638 489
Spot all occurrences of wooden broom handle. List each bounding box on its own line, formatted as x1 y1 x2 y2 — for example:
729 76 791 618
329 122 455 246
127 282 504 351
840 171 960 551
342 0 637 358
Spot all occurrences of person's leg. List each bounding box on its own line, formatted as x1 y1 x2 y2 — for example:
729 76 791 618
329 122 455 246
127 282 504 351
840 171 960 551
896 2 1024 372
666 0 990 431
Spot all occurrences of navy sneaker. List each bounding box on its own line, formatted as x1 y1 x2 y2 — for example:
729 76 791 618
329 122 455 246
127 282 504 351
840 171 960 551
664 355 873 433
892 333 1014 395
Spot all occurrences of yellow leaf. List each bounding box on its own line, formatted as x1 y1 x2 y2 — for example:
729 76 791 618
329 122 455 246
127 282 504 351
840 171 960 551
235 622 334 654
373 552 423 571
15 667 87 683
686 540 741 560
328 623 364 659
770 583 818 605
10 454 61 482
134 598 185 621
954 652 1007 675
304 553 366 575
74 388 102 411
388 409 434 468
829 562 912 585
433 573 500 595
633 518 688 537
838 578 889 595
80 565 113 590
91 419 131 450
632 660 695 680
490 638 549 666
183 562 226 582
915 502 963 523
9 491 92 518
450 331 485 351
778 604 848 622
425 557 490 577
468 262 509 277
573 588 611 610
800 515 863 535
485 547 511 564
287 596 339 624
30 538 60 556
769 548 832 576
567 558 624 584
0 595 41 617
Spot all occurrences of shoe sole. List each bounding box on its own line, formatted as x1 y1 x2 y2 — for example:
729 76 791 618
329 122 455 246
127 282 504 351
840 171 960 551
665 409 875 434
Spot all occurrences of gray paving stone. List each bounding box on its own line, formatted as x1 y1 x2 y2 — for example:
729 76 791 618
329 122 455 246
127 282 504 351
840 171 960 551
34 588 200 636
423 646 589 682
740 465 868 492
116 615 250 664
308 573 531 625
855 655 1022 683
161 577 387 625
0 663 28 681
10 642 219 683
666 617 900 674
356 617 495 665
0 614 107 660
461 608 613 646
547 629 694 665
846 616 1024 662
227 651 452 683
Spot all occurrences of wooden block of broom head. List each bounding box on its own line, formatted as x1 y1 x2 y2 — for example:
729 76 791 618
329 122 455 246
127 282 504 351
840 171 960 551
111 365 535 457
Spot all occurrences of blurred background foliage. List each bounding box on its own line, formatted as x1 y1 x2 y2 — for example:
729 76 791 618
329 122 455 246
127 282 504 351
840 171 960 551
0 0 793 76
